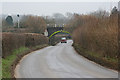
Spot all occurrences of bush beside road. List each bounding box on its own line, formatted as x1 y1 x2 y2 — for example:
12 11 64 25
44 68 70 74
70 13 118 71
2 32 48 58
2 32 49 78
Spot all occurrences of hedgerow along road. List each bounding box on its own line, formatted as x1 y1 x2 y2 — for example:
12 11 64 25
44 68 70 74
14 40 118 78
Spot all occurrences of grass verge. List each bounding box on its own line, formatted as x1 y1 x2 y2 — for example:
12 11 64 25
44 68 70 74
2 44 48 78
73 43 118 71
0 58 2 79
2 47 29 78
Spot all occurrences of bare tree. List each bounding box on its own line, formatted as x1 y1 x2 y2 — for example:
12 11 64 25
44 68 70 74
20 15 46 33
90 10 110 18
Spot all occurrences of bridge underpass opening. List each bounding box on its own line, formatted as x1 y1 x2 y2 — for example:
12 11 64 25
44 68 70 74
48 30 71 45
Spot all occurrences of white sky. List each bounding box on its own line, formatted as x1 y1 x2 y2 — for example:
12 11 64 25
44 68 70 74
0 0 119 16
0 0 120 2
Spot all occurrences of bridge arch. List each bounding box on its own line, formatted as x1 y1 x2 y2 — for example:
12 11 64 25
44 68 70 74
49 30 71 39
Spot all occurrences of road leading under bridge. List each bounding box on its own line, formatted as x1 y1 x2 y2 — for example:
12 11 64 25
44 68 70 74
15 40 118 78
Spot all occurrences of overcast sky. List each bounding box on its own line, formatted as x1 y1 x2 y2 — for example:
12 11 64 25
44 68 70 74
2 2 118 16
1 0 119 2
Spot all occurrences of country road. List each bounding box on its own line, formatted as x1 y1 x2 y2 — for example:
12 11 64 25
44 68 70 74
14 40 118 78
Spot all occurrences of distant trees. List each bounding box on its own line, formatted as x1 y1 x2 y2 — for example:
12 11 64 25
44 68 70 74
53 13 65 19
90 10 109 18
65 6 118 33
66 12 74 19
2 15 46 33
52 13 66 26
2 19 7 27
19 15 29 28
19 15 46 33
64 13 86 33
44 16 55 25
44 13 72 27
89 6 118 18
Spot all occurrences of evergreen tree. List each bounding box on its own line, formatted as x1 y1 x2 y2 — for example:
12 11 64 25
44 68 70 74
5 16 13 26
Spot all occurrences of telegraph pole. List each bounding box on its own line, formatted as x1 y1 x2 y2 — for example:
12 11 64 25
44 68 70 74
17 14 20 28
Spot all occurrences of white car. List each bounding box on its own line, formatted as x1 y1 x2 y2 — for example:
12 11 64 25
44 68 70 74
61 37 67 43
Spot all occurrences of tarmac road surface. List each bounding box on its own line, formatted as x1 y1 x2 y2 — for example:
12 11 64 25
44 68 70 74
15 40 118 78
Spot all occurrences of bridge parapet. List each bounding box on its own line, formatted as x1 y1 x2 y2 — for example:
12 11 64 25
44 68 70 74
47 27 64 37
47 24 64 28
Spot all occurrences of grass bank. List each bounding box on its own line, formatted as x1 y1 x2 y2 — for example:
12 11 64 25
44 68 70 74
2 44 48 78
73 43 118 71
0 58 2 79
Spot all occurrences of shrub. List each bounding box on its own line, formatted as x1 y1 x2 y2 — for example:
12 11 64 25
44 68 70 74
2 32 48 58
72 14 118 59
19 15 46 33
